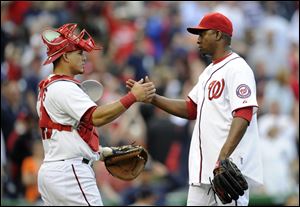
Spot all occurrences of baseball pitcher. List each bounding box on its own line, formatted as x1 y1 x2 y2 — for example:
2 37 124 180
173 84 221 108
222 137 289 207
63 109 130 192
127 12 263 206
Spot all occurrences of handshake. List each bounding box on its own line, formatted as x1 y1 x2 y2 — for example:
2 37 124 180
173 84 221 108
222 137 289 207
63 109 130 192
126 76 156 103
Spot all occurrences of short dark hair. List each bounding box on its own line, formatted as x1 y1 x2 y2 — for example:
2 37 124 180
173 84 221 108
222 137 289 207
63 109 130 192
221 33 231 46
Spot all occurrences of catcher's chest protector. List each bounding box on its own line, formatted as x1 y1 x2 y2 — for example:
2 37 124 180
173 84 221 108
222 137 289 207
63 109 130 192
38 75 99 151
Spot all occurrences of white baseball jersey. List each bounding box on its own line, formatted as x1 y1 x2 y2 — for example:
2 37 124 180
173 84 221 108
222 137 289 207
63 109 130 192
36 76 100 162
188 52 263 187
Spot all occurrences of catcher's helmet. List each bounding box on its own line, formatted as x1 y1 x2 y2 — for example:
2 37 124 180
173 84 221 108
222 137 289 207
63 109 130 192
41 23 102 65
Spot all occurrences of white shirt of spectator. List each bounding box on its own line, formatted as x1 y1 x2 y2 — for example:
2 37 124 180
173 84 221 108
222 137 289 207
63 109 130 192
36 78 100 162
188 52 263 187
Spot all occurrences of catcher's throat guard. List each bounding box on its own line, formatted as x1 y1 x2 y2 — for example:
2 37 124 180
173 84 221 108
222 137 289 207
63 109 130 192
81 80 104 102
41 23 102 65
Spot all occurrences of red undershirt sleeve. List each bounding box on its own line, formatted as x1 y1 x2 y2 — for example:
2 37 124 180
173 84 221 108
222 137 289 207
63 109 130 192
80 106 98 125
186 97 197 120
233 106 253 124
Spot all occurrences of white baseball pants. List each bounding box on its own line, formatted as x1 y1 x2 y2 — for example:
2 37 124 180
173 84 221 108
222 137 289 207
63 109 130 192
38 157 103 206
187 183 249 206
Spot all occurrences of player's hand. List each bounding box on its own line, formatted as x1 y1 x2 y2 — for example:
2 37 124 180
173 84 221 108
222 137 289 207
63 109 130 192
126 76 156 103
126 79 135 90
99 146 114 161
143 76 156 103
130 78 156 102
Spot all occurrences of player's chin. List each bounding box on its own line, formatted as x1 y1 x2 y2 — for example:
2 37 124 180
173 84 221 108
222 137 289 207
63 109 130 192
78 65 85 74
198 50 207 56
198 48 210 57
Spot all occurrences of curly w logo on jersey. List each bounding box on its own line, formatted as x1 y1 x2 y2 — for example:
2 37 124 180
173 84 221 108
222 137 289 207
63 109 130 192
208 79 225 100
236 84 251 98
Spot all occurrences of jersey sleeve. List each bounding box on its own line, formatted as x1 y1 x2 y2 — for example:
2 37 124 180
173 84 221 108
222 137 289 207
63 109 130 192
188 78 201 104
49 81 97 122
227 59 258 115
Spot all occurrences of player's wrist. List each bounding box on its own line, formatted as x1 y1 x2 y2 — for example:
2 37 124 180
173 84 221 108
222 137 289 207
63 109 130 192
120 92 137 109
218 150 229 161
150 94 158 105
150 94 156 103
215 160 221 169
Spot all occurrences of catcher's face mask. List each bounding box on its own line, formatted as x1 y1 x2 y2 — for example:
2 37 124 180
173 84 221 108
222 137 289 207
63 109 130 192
41 23 102 65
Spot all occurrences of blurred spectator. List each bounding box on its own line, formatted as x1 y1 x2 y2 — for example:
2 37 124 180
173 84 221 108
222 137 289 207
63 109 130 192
240 1 264 29
179 2 211 33
94 159 133 205
1 80 23 141
262 70 295 115
2 43 23 81
261 2 292 54
247 29 289 80
214 2 246 40
288 42 299 101
120 157 168 206
0 1 298 206
258 101 298 197
288 7 299 45
285 193 300 206
6 1 32 26
146 108 178 165
106 6 138 65
126 37 153 81
5 111 35 198
129 185 157 206
21 139 43 204
1 28 10 64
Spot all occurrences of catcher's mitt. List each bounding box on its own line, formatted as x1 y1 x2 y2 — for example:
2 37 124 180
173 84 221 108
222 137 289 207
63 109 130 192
211 158 248 204
103 145 148 181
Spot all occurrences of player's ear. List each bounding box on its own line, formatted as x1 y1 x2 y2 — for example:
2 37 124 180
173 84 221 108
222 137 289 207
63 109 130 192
215 30 222 41
62 53 69 63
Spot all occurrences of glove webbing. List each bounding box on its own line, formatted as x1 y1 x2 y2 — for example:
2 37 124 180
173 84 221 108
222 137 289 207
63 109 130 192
105 150 142 165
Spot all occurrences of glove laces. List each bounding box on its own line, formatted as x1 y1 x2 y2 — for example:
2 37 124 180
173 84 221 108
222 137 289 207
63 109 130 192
208 177 238 206
208 177 218 204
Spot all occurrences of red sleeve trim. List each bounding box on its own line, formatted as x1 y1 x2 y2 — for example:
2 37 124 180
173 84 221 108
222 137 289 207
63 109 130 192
233 106 253 123
186 97 197 120
80 106 98 125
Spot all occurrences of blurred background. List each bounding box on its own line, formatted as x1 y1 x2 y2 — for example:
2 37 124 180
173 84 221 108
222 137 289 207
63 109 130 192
1 1 298 206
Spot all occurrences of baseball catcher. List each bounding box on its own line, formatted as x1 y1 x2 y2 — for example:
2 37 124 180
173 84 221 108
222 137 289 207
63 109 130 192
36 22 155 206
100 145 148 180
211 158 248 204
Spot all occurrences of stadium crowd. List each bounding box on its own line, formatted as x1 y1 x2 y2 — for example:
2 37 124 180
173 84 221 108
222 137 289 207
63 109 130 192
1 1 299 206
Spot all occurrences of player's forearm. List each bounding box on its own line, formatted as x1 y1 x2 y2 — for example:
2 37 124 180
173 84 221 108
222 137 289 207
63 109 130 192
218 117 248 160
92 101 127 126
151 94 189 119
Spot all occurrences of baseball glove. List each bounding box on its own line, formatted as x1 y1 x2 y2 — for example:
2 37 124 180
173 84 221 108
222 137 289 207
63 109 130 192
103 145 148 181
211 158 248 204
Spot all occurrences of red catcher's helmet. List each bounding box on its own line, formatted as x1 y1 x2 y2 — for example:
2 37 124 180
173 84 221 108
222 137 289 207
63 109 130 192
41 23 102 65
